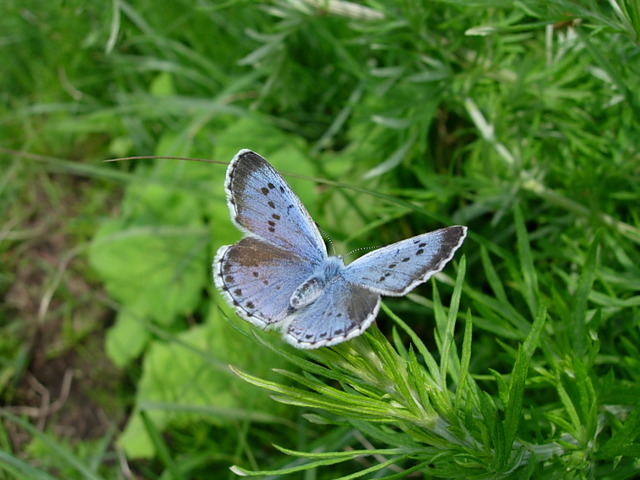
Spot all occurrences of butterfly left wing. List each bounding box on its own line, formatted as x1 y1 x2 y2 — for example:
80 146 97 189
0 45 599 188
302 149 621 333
284 278 380 349
224 149 326 264
344 226 467 296
214 237 317 327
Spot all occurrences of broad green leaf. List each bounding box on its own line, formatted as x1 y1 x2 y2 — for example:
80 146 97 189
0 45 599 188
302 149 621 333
105 307 151 366
117 305 288 458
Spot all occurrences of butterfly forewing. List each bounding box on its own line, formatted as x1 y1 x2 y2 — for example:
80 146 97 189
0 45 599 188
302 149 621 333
214 237 316 326
225 150 326 264
285 278 380 349
345 226 467 296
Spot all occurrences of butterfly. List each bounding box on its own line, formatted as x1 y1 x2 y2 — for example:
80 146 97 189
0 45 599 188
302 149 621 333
213 149 467 349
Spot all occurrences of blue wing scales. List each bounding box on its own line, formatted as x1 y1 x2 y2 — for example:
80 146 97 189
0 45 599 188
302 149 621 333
224 149 326 264
345 226 467 296
284 277 380 349
214 237 316 326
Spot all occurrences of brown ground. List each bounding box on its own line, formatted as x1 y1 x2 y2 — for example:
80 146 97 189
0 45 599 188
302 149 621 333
1 168 123 453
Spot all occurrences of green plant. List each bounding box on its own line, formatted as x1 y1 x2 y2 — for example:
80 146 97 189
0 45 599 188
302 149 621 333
226 211 639 478
2 0 639 478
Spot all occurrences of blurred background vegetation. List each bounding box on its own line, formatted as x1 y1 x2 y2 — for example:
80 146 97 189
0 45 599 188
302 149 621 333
1 0 639 478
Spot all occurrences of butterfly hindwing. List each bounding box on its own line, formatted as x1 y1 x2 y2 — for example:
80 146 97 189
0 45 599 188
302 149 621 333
225 149 326 264
284 278 380 349
214 237 316 326
344 226 467 296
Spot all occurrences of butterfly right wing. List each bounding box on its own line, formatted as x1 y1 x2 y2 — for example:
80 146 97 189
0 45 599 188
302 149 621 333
345 226 467 296
214 237 317 326
224 149 326 264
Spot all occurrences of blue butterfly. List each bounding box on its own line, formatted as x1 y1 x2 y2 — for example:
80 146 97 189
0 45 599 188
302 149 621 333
213 149 467 349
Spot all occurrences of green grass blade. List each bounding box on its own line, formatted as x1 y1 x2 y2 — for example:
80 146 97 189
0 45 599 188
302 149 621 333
514 205 538 318
572 231 600 356
0 411 102 480
0 451 59 480
140 410 186 480
502 304 546 463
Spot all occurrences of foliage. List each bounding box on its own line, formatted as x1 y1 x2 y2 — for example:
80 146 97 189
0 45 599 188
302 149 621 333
1 0 639 479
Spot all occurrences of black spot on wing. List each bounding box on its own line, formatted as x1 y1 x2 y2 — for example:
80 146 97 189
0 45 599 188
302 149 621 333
378 272 393 282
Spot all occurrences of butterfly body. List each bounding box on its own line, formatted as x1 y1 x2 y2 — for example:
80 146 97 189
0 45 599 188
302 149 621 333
214 149 467 349
290 256 344 309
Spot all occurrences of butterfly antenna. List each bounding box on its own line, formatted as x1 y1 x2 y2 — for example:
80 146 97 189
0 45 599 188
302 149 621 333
342 244 385 260
315 222 339 256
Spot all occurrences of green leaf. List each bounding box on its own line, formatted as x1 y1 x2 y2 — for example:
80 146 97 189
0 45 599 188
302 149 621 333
514 205 538 318
572 231 600 356
105 307 151 366
231 445 416 477
149 72 175 97
88 161 210 366
117 307 288 458
89 197 208 327
455 309 474 411
502 304 545 464
439 255 466 388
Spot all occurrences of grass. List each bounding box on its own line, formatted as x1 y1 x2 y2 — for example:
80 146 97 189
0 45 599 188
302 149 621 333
1 0 639 478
